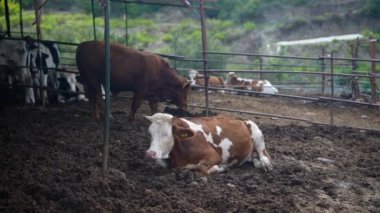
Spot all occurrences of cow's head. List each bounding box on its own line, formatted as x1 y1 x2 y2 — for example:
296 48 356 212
161 74 190 109
0 40 27 69
145 113 175 160
188 69 198 84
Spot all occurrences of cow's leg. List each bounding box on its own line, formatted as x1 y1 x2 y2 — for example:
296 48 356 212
148 100 158 115
129 91 144 120
42 73 49 104
23 70 35 105
195 155 222 175
246 120 273 171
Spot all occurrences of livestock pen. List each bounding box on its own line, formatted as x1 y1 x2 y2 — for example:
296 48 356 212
1 0 380 212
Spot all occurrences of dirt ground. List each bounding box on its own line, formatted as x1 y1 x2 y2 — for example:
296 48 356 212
0 90 379 212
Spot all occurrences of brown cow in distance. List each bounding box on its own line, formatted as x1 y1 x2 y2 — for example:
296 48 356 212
76 41 190 120
188 70 224 92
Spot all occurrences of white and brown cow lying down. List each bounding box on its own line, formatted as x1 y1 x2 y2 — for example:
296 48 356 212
226 72 278 94
188 69 225 91
145 113 272 175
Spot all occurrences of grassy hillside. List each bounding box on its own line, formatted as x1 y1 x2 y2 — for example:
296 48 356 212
1 0 379 90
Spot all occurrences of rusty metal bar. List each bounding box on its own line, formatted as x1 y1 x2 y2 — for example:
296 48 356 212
320 49 326 94
319 96 379 106
330 53 334 125
199 0 209 116
205 69 377 78
320 56 380 63
205 51 320 60
4 0 11 37
189 104 380 132
18 0 24 37
369 39 378 103
34 0 46 108
103 0 111 174
351 39 360 99
124 2 128 45
91 0 97 40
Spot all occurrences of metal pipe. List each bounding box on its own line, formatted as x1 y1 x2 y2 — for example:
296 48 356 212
18 0 24 37
369 39 378 103
330 53 334 125
91 0 97 40
124 3 128 45
34 0 45 108
199 0 209 116
102 0 111 174
206 51 320 60
4 0 11 37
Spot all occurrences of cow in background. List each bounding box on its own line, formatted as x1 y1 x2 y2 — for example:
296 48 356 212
145 113 272 175
76 41 190 120
188 69 225 92
57 69 88 103
0 38 35 104
24 36 62 103
226 72 278 94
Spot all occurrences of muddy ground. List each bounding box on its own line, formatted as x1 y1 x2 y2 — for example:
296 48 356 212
0 90 379 212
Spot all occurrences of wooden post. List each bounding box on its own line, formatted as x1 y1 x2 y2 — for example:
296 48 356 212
369 39 378 103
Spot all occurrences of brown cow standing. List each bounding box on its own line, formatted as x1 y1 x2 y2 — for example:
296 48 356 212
76 41 190 120
145 113 272 175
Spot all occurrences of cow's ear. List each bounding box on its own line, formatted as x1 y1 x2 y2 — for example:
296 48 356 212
173 125 194 139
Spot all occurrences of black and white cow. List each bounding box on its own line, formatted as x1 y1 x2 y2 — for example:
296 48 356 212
0 38 35 104
1 36 83 104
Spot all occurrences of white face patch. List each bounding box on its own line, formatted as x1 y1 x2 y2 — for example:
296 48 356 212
219 138 233 163
181 118 216 147
146 113 174 159
216 126 222 136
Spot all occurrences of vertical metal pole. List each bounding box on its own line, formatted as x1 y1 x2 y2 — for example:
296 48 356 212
91 0 97 40
320 49 325 94
124 3 128 45
102 0 111 174
4 0 11 37
369 39 378 103
19 0 24 37
34 0 45 108
259 57 263 79
351 39 359 99
199 0 209 116
330 53 334 125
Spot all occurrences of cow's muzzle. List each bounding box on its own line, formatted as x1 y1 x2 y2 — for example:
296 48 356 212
145 151 157 160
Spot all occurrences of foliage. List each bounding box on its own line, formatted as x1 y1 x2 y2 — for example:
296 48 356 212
363 0 380 17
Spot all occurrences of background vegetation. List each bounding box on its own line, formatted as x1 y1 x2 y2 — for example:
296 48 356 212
1 0 379 95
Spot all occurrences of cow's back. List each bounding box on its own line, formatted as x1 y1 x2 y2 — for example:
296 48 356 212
76 41 149 93
179 116 253 163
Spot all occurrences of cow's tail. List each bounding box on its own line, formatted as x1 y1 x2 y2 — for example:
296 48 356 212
245 120 273 171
